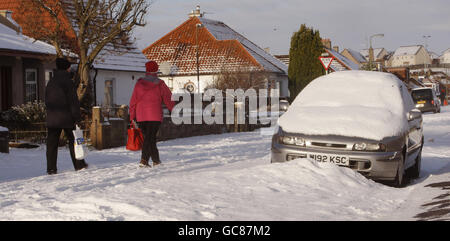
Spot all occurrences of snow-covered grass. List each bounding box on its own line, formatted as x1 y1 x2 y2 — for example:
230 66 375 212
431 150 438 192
0 106 450 220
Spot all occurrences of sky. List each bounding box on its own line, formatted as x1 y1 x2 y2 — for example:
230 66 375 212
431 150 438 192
134 0 450 56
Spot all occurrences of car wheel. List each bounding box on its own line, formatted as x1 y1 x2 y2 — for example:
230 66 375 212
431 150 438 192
406 147 422 179
393 152 406 188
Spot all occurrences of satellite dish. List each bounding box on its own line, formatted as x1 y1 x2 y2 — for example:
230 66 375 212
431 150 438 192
159 62 178 76
159 62 171 75
170 65 179 75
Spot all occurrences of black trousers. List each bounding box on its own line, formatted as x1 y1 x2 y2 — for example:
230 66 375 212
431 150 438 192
138 121 161 163
46 127 85 173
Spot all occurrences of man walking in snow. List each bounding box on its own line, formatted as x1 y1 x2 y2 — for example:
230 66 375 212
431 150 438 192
129 61 175 167
45 58 88 175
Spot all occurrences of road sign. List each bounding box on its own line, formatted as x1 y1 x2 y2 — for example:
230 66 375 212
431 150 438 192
319 56 334 70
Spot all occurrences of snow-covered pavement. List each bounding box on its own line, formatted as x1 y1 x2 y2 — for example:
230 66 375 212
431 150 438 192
0 107 449 220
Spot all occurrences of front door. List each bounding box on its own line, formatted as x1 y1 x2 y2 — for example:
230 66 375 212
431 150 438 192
1 66 12 111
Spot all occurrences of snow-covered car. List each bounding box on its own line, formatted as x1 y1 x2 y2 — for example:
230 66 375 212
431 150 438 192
411 87 441 113
271 71 424 187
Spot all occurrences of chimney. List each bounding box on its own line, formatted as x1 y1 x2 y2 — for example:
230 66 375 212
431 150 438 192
0 10 21 33
0 10 12 19
333 46 339 53
264 47 270 54
322 39 331 49
188 5 204 18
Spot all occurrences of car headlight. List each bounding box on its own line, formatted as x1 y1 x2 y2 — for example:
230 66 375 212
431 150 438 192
280 136 306 147
353 142 386 152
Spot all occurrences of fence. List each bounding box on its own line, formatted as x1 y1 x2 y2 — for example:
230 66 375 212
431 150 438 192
4 93 280 148
8 120 92 145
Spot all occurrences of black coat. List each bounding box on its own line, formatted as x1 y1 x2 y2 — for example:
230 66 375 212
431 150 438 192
45 70 81 128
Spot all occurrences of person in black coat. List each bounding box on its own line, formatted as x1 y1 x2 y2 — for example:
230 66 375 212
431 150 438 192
45 58 88 175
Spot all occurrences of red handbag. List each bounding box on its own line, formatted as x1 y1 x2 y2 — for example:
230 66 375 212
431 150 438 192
126 122 143 151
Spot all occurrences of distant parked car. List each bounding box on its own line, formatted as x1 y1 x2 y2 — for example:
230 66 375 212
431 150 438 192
411 87 441 113
271 71 424 187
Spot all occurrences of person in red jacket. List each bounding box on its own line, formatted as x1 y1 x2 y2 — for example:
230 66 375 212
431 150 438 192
129 61 175 167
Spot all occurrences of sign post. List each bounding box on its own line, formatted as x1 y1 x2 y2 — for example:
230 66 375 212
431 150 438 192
319 56 334 74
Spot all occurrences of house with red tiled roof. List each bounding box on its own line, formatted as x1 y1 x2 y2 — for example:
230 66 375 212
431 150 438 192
0 11 58 111
143 6 289 97
0 0 149 107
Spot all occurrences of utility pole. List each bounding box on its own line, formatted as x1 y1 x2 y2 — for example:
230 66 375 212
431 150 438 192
369 33 384 71
196 23 204 93
423 35 431 71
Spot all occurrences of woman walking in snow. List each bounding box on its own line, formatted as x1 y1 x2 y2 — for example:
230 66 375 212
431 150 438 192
129 61 175 167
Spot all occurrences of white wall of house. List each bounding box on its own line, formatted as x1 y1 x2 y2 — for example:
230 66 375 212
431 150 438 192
391 47 432 67
160 73 289 98
440 51 450 64
94 71 289 106
93 69 144 106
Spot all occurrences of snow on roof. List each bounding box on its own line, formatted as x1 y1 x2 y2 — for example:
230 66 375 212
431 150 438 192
360 48 384 59
279 71 413 140
393 45 423 56
345 49 367 63
326 48 359 71
199 18 287 73
93 44 148 72
143 17 287 76
0 22 56 55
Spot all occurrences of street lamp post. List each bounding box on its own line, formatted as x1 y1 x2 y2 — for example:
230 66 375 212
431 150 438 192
195 23 204 93
369 33 384 70
423 35 431 71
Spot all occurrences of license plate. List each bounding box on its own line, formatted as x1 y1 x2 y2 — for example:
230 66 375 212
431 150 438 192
308 153 349 166
417 100 426 104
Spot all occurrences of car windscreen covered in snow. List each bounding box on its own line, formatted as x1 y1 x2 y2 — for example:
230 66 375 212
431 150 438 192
278 71 415 141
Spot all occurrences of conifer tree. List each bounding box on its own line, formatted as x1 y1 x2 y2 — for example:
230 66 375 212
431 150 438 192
288 24 324 102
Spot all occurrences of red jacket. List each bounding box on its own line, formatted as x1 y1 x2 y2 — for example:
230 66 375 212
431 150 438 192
129 76 175 122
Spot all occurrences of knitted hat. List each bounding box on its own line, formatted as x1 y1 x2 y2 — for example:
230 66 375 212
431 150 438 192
56 58 71 70
145 61 159 73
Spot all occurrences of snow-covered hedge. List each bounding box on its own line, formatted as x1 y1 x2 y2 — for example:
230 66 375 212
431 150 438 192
0 101 46 129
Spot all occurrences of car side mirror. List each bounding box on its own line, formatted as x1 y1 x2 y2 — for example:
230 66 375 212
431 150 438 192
408 109 422 121
279 100 290 112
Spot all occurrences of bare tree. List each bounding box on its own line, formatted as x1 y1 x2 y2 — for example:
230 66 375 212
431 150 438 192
23 0 150 108
16 0 75 57
208 68 270 93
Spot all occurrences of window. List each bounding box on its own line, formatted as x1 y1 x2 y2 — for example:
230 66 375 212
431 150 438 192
104 79 114 106
45 70 53 86
25 69 38 102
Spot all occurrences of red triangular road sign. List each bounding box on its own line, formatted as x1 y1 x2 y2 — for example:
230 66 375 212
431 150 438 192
319 56 334 70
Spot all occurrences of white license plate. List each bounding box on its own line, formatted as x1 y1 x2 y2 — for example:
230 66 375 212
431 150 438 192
308 153 349 166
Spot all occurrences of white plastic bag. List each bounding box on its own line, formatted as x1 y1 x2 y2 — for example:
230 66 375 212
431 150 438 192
73 125 88 160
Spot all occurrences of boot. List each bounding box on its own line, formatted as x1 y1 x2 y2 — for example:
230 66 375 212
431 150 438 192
153 160 161 167
139 159 150 167
75 160 89 171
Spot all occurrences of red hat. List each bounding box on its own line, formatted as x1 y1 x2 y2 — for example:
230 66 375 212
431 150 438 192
146 61 159 73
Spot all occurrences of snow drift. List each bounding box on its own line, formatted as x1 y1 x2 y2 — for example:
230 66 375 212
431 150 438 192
279 71 415 140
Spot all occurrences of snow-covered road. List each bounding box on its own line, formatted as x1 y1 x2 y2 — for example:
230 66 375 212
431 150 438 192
1 107 449 220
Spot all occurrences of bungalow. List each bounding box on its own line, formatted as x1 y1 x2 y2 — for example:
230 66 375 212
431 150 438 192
142 6 289 98
0 1 149 107
0 11 56 111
